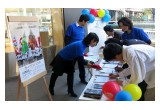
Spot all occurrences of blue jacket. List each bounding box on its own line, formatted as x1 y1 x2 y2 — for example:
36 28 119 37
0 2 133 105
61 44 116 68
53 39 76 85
58 41 86 61
121 27 150 44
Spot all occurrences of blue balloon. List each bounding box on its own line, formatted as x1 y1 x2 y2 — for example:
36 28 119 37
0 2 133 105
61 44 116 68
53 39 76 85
105 10 110 15
88 14 95 23
82 9 90 15
115 91 132 101
102 14 111 22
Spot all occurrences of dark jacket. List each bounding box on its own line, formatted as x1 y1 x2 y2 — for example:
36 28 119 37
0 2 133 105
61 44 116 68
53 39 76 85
113 30 123 40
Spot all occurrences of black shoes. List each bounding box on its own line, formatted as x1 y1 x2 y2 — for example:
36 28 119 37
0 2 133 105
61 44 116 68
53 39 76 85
49 88 77 97
81 80 88 84
68 91 78 97
49 88 54 95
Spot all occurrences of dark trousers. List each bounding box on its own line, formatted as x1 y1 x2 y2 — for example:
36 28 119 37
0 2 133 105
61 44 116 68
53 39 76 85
127 75 147 101
49 72 74 92
138 80 147 101
74 56 86 81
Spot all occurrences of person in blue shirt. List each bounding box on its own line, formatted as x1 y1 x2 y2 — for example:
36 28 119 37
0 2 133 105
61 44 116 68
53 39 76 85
65 14 90 84
118 17 151 45
49 32 99 97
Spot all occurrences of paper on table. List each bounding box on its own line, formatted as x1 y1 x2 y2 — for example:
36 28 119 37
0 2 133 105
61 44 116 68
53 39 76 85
84 55 99 63
103 61 121 64
103 64 118 69
99 68 116 74
93 75 109 83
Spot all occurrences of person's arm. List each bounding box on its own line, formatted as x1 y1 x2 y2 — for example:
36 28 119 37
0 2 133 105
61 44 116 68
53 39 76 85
145 39 152 45
77 56 93 66
122 49 146 86
118 67 131 78
138 29 152 45
115 66 124 72
64 35 71 46
109 73 119 79
65 25 73 46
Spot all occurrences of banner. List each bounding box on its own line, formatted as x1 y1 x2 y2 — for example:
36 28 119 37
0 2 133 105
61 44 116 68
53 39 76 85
8 21 46 82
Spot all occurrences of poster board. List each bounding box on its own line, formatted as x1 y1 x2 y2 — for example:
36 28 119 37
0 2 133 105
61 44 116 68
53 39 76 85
87 18 107 54
7 16 47 86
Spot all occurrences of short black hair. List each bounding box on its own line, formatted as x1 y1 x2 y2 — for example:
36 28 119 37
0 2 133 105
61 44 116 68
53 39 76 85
105 38 123 46
79 14 90 22
103 43 122 62
103 25 114 32
118 17 133 30
83 32 99 47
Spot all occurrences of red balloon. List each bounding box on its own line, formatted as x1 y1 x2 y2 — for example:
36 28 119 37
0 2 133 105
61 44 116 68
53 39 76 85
90 9 98 17
102 81 121 100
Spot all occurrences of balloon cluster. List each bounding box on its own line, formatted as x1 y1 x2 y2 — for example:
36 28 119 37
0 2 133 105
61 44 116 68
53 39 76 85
81 8 111 23
102 81 142 101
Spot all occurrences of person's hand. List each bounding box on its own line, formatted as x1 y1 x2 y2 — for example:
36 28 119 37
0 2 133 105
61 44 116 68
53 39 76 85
84 53 88 57
87 61 95 67
109 73 119 79
116 80 123 86
90 64 102 70
115 66 124 72
99 46 104 49
87 62 92 67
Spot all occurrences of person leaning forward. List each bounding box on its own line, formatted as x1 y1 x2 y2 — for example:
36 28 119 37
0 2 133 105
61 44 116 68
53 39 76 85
103 25 123 40
103 43 155 101
49 32 99 97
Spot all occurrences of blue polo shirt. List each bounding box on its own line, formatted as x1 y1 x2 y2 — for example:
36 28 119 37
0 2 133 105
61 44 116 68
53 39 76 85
58 41 86 61
121 27 150 43
65 22 86 44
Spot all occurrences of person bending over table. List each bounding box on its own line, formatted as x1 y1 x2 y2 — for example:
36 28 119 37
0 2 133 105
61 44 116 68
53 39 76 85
103 43 155 101
49 32 99 97
104 38 147 71
103 25 123 40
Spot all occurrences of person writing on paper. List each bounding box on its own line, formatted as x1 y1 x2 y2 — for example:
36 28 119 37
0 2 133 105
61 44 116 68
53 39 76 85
103 43 155 101
104 38 147 72
65 14 90 84
49 32 99 97
118 17 152 45
104 38 149 101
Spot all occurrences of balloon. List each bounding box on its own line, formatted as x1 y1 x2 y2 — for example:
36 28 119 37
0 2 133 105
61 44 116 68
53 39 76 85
123 84 142 101
90 8 98 17
105 9 110 15
102 81 121 100
102 14 111 22
115 90 132 101
88 14 95 23
82 9 90 15
98 9 105 18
